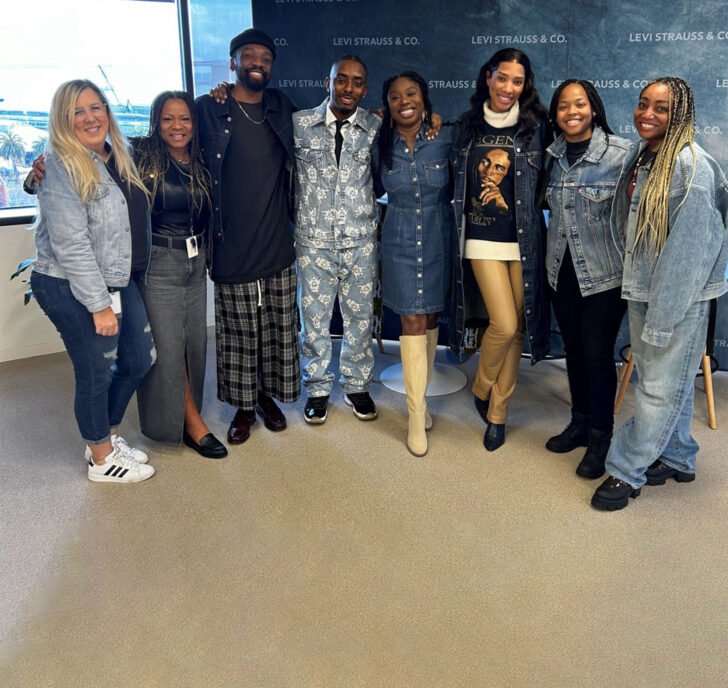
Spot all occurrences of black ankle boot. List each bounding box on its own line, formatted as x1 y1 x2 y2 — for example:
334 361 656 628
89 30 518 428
545 411 589 453
576 428 612 479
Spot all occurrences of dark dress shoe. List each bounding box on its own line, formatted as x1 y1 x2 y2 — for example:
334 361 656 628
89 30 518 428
227 409 256 444
645 459 695 486
255 394 287 431
483 422 505 451
591 475 641 511
183 431 228 459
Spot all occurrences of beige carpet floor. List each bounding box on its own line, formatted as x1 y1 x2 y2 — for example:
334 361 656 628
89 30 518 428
1 337 727 687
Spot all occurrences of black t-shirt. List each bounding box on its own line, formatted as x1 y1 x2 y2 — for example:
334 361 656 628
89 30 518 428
465 121 518 243
106 153 149 273
151 162 210 239
212 99 295 283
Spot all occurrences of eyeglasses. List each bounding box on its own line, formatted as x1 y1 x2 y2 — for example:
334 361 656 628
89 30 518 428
74 103 107 120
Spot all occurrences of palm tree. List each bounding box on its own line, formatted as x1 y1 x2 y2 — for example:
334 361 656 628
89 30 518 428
32 136 48 158
0 130 27 181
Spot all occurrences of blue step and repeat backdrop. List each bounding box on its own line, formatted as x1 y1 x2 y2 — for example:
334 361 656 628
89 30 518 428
248 0 728 367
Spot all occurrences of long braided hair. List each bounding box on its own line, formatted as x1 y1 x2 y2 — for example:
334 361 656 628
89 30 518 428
633 77 696 255
378 71 433 171
133 90 211 213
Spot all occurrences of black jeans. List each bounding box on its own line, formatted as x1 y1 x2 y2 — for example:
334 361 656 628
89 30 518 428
550 251 627 432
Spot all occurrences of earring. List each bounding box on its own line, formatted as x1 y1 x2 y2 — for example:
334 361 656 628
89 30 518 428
421 111 426 122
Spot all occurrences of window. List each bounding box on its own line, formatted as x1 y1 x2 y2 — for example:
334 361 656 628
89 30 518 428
0 0 182 215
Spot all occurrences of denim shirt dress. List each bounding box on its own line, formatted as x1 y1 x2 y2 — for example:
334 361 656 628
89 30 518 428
374 125 455 315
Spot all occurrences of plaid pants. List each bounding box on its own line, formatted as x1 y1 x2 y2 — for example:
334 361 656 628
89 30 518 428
214 263 300 410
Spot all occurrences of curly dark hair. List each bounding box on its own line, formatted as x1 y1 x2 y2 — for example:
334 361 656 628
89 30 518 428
133 90 211 212
548 79 613 139
458 48 547 146
378 71 433 171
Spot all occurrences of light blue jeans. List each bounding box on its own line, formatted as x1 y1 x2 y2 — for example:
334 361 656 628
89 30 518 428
606 299 709 488
296 241 377 397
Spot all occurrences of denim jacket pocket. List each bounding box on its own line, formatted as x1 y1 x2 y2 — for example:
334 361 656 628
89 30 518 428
422 158 449 189
581 185 615 228
382 164 406 193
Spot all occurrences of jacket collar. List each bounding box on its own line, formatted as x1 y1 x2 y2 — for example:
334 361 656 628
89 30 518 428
547 125 610 164
312 98 368 132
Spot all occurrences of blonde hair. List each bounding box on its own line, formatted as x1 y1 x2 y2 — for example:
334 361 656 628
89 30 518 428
47 79 147 203
633 76 696 255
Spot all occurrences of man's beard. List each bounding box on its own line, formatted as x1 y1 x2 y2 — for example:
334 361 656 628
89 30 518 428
241 68 270 92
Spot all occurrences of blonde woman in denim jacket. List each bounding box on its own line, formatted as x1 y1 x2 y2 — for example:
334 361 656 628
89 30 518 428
30 80 156 484
544 80 631 480
591 77 728 510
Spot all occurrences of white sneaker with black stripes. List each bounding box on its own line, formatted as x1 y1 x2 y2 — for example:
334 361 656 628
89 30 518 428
87 448 155 484
85 434 149 465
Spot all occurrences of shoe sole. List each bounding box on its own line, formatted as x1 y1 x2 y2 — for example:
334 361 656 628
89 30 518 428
591 488 641 510
304 412 327 425
545 440 588 454
575 465 605 480
88 467 155 484
344 396 377 420
645 471 695 486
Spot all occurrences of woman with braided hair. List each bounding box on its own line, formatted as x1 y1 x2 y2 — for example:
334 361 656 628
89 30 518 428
591 77 728 510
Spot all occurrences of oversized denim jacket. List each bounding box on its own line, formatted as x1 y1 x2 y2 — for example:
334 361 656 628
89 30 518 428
612 140 728 347
196 87 296 244
545 127 631 296
34 148 137 313
292 100 380 249
449 116 551 362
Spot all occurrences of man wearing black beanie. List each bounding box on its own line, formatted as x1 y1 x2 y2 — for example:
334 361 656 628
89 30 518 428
196 28 300 447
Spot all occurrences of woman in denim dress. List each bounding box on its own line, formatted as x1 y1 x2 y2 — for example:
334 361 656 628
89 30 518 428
133 91 226 459
544 80 631 479
591 77 728 510
374 72 454 456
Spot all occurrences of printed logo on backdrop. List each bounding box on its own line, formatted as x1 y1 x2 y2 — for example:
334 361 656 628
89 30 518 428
332 36 420 47
471 33 568 45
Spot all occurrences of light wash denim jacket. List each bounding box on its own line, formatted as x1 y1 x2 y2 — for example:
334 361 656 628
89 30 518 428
292 99 380 249
545 126 631 296
612 140 728 346
34 148 135 313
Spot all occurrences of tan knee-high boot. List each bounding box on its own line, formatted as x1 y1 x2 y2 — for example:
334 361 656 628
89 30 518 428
400 335 428 456
424 327 439 430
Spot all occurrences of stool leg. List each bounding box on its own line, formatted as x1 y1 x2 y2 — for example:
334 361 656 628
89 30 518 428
614 352 634 414
702 352 716 430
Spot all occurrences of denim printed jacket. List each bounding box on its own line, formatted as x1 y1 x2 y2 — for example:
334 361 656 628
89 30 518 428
292 99 380 249
612 140 728 346
196 86 296 244
545 126 631 296
34 148 137 313
449 116 551 362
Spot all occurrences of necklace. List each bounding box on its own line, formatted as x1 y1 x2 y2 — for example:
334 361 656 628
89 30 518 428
627 149 656 197
234 98 266 125
171 155 190 164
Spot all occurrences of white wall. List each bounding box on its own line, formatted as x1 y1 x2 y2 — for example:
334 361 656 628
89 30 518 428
0 222 216 363
1 222 65 363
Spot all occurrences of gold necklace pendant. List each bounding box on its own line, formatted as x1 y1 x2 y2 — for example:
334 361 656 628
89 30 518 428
234 98 266 125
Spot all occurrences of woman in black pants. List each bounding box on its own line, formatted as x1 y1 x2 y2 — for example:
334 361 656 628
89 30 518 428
543 80 630 477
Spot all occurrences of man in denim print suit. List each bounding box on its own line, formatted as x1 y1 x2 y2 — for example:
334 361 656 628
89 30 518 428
293 56 381 425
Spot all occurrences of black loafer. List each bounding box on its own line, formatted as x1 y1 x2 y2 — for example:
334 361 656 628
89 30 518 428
183 431 228 459
483 422 505 451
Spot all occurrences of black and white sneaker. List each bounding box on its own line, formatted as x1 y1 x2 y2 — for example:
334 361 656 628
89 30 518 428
344 392 378 420
87 448 155 484
304 395 329 424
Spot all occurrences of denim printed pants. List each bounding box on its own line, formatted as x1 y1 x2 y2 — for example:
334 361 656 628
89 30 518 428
31 271 156 444
296 241 377 396
605 299 709 488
